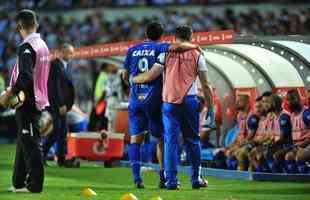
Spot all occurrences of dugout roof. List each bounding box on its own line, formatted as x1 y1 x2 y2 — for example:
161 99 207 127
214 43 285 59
203 51 257 88
272 40 310 64
215 44 305 88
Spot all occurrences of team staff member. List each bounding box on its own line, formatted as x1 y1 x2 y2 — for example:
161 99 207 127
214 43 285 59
123 22 200 189
133 25 214 189
44 43 75 166
0 10 50 193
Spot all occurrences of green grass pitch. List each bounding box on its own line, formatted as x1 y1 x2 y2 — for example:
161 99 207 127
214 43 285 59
0 144 309 200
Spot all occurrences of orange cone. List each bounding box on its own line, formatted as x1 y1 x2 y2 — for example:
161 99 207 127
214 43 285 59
82 187 97 197
120 193 138 200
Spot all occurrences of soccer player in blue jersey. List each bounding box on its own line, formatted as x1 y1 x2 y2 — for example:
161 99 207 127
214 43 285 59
122 21 200 188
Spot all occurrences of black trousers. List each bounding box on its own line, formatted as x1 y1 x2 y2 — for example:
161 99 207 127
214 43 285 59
43 111 67 163
13 109 44 193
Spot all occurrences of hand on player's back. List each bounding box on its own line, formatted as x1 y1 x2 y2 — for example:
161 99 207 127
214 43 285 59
196 45 203 53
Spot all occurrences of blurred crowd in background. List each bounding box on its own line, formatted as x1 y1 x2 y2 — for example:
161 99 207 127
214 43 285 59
0 2 310 173
2 0 309 10
0 2 309 114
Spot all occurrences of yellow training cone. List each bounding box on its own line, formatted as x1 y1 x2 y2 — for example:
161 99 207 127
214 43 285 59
120 193 138 200
82 187 97 197
150 197 163 200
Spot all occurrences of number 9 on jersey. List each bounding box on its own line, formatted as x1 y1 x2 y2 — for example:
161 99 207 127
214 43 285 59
138 57 149 73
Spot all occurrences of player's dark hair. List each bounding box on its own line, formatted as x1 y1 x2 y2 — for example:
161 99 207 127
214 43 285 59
100 63 108 71
272 94 283 112
256 96 263 101
175 25 193 41
261 91 272 97
15 9 38 31
287 89 302 112
287 89 299 97
146 21 164 41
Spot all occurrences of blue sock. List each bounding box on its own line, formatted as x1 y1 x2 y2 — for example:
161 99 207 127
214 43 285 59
267 159 278 173
129 143 142 183
285 160 297 174
297 160 308 174
185 143 201 185
164 137 178 187
262 164 271 173
159 169 166 181
226 158 238 170
255 166 263 172
274 159 285 173
231 159 238 170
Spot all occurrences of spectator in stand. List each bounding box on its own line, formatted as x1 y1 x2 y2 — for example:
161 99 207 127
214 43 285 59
1 7 310 74
0 8 308 107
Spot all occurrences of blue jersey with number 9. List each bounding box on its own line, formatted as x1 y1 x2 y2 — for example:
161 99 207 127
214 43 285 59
124 41 170 105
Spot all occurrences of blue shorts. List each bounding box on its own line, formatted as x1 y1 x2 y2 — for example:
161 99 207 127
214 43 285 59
162 95 200 144
128 101 163 138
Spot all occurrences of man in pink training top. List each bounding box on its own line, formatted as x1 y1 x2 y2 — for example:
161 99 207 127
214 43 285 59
0 10 50 193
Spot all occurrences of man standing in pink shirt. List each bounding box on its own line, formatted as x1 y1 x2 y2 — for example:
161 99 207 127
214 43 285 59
0 10 50 193
133 25 214 189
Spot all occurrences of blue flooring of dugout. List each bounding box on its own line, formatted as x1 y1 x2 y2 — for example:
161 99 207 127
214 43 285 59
119 161 310 182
